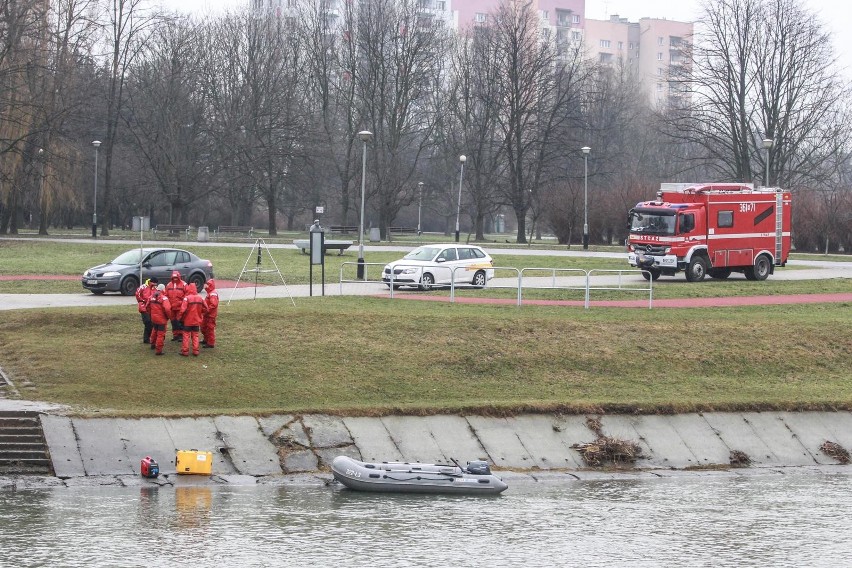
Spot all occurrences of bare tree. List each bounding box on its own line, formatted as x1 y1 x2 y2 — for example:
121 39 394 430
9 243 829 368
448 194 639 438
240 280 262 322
95 0 161 235
205 11 310 235
355 0 447 239
482 2 588 244
0 0 43 233
124 17 211 226
297 0 361 227
669 0 850 187
445 26 504 241
26 0 101 234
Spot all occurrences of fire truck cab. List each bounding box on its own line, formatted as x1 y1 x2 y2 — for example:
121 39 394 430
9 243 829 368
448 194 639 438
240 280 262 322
626 183 792 282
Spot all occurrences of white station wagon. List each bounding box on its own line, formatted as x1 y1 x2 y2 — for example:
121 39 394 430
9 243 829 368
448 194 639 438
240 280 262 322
382 244 494 291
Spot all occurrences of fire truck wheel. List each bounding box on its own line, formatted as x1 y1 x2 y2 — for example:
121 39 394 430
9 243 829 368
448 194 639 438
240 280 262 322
641 268 661 281
708 268 732 279
745 255 772 281
685 256 708 282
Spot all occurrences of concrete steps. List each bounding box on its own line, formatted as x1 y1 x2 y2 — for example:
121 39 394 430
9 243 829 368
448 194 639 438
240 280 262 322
0 411 53 475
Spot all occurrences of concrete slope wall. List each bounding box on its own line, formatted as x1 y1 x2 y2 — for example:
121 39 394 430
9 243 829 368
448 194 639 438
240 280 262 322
40 411 852 478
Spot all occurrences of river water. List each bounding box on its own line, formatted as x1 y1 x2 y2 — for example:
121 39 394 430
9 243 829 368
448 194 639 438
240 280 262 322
2 472 851 567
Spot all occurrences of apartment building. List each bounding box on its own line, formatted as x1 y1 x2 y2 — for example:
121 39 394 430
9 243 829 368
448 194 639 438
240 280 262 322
584 15 692 109
252 1 691 108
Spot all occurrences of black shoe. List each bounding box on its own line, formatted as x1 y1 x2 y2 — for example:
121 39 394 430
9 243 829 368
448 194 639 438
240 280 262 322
143 340 150 344
155 352 164 356
150 344 155 350
172 337 181 342
202 344 214 349
201 340 207 345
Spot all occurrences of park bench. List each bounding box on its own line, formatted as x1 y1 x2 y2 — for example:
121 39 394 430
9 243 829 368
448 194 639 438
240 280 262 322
292 239 353 256
329 225 359 234
389 226 418 235
153 224 191 238
215 225 253 238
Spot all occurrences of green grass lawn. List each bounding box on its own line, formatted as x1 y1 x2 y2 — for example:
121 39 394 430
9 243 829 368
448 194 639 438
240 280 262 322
0 297 850 416
1 238 850 418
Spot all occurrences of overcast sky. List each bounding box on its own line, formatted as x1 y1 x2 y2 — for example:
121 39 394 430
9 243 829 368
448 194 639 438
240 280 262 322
168 0 852 78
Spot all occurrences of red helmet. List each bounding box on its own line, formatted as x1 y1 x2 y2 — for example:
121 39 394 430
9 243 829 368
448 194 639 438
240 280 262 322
186 283 197 294
171 270 181 280
205 279 216 291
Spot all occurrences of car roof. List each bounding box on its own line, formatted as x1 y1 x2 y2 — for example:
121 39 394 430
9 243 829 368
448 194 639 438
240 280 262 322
421 244 483 249
139 248 189 253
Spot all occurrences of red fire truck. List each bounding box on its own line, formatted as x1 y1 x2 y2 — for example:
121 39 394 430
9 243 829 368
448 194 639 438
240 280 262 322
626 183 792 282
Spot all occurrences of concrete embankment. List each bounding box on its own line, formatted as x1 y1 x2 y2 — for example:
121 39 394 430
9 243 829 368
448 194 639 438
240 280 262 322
7 410 846 489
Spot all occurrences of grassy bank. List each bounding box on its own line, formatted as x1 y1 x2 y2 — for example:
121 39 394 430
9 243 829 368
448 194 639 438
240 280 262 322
1 297 849 416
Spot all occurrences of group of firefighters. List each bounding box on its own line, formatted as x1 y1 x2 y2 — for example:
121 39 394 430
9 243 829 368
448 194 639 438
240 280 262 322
134 271 219 356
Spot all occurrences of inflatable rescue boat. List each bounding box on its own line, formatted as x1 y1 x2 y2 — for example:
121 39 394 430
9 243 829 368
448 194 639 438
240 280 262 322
331 455 507 495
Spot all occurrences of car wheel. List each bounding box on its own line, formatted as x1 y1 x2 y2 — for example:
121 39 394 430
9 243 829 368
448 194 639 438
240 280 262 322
120 276 139 296
471 270 487 288
188 273 206 291
745 255 771 281
91 290 105 295
419 273 435 291
641 268 661 281
685 255 707 282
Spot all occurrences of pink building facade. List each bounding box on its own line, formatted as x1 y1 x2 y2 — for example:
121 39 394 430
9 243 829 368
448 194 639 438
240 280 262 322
584 15 693 108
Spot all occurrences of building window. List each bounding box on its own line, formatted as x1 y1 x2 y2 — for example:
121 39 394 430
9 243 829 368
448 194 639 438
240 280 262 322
475 13 486 23
657 52 663 60
618 41 623 50
600 53 613 63
572 14 580 24
600 39 610 48
658 36 664 45
437 0 445 10
628 42 634 50
572 30 582 40
658 68 663 75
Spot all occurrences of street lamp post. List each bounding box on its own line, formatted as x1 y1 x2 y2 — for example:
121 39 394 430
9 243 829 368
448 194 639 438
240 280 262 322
92 140 101 238
37 149 45 234
581 146 591 250
356 130 372 279
762 138 773 188
417 181 423 238
455 155 466 243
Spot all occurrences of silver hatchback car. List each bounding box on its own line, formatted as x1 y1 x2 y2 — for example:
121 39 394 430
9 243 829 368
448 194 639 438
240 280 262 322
382 244 494 290
82 248 214 296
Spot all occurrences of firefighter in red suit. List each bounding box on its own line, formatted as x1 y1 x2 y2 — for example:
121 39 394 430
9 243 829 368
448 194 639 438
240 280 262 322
135 277 158 343
201 279 219 349
179 282 206 356
165 270 187 341
147 284 172 355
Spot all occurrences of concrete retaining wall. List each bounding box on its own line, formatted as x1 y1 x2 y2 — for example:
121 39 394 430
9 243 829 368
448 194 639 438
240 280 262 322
38 411 852 479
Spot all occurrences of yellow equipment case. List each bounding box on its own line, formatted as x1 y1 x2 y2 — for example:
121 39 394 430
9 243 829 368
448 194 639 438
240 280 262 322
175 449 213 475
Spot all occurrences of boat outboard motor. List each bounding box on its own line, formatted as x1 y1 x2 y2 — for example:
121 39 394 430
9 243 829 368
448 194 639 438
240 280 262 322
466 460 492 475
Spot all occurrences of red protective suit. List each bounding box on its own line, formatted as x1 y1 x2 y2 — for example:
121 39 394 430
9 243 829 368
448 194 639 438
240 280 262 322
135 279 157 344
179 283 206 356
146 290 172 355
165 271 187 340
202 279 219 348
